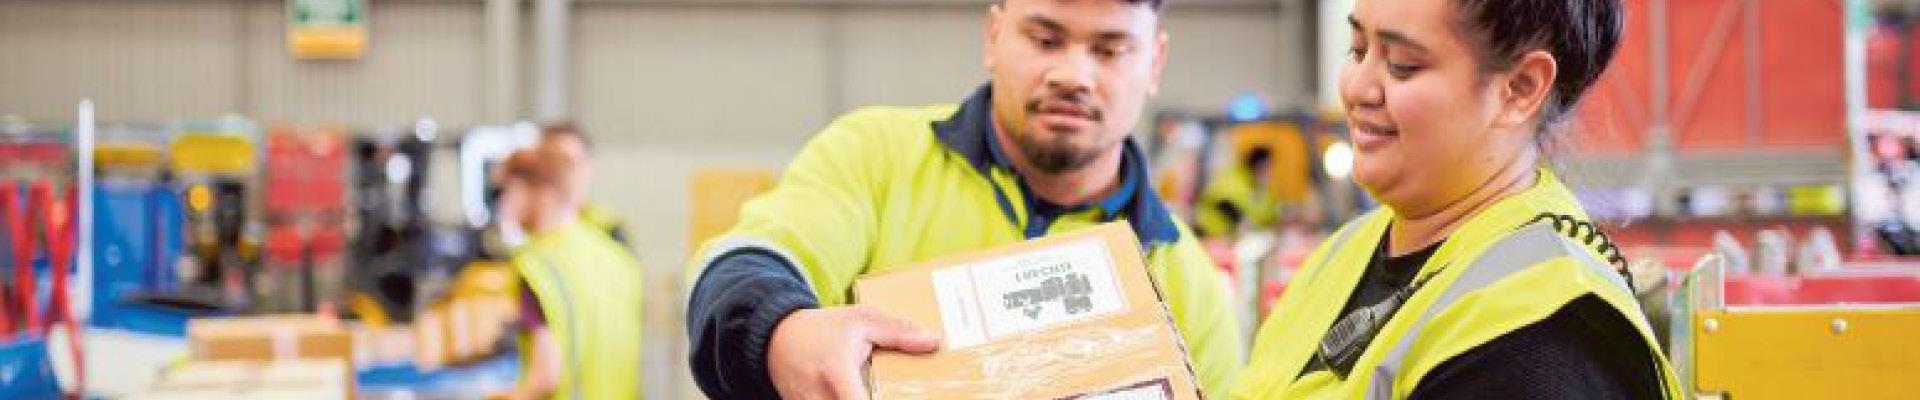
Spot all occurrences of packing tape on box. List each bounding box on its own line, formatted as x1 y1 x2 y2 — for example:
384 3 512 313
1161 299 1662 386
273 328 298 360
870 324 1182 399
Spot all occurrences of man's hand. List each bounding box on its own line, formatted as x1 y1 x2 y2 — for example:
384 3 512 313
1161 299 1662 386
767 305 941 400
491 328 558 400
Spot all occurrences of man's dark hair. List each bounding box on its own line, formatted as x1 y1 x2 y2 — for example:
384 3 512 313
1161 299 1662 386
1453 0 1622 128
539 121 593 153
1001 0 1166 12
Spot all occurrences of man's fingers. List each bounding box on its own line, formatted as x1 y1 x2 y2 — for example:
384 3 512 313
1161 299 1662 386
825 365 870 400
855 307 941 354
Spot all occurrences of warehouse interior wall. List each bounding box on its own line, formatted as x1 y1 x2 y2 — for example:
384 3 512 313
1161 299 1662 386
0 0 1307 397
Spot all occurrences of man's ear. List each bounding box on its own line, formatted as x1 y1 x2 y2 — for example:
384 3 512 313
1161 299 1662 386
985 4 1004 71
1495 50 1557 131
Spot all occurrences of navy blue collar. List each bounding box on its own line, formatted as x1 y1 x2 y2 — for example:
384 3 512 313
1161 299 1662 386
982 129 1138 220
932 83 1182 248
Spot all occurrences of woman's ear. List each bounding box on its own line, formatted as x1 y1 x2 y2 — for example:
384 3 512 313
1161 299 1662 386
1495 50 1558 131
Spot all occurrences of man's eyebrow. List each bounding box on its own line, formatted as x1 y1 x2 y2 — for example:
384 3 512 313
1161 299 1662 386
1092 30 1135 43
1024 15 1066 33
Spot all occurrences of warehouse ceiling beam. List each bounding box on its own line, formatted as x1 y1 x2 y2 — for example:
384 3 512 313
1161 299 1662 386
535 0 571 121
486 0 521 122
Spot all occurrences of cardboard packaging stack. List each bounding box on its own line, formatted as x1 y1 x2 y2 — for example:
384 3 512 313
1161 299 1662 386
134 359 350 400
185 315 352 361
137 315 354 399
856 223 1203 400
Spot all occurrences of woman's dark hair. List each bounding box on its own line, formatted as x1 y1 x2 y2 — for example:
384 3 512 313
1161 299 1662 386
1453 0 1623 129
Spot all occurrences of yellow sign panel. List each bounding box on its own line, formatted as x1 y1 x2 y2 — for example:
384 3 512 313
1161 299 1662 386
1694 308 1920 399
171 134 255 175
287 0 366 60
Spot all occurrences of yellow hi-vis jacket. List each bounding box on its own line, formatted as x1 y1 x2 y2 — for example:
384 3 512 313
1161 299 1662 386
688 84 1245 396
515 221 647 400
1194 164 1278 237
1231 169 1684 399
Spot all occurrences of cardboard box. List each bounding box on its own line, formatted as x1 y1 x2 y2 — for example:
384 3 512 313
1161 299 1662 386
137 359 352 400
349 323 417 367
187 315 352 362
854 222 1202 400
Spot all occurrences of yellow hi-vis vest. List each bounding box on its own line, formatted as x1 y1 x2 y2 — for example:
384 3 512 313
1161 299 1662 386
686 92 1245 396
1232 169 1685 399
1194 164 1277 237
515 222 647 400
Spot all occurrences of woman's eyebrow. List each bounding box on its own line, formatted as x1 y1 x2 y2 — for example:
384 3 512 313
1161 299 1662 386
1348 15 1434 56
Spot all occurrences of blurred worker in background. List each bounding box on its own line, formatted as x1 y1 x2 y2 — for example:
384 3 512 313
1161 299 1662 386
1232 0 1684 398
532 122 635 248
1195 146 1278 238
683 0 1245 398
492 143 646 399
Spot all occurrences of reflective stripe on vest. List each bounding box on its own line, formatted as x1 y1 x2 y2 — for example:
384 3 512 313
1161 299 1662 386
532 254 587 400
1297 212 1373 287
1365 223 1633 400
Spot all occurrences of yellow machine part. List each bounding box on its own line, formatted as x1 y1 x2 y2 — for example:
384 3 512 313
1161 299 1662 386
349 292 392 330
95 144 164 167
171 133 255 174
1225 121 1317 205
1693 308 1920 399
348 262 520 356
450 261 517 299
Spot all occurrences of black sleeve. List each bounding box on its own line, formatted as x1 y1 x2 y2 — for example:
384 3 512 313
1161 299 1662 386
685 248 821 399
1410 295 1664 400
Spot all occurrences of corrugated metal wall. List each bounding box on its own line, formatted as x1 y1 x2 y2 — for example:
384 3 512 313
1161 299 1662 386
1577 0 1850 154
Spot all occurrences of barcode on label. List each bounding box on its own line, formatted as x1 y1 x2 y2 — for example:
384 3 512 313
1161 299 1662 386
929 239 1127 349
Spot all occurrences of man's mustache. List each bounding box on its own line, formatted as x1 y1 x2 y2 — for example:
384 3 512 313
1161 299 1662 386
1025 93 1104 122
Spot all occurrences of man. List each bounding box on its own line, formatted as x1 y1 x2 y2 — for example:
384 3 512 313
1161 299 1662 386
494 147 647 400
685 0 1243 399
533 122 634 247
1195 147 1278 238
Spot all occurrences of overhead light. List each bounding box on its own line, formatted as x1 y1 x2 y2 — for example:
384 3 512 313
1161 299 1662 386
1323 141 1354 180
1227 92 1268 122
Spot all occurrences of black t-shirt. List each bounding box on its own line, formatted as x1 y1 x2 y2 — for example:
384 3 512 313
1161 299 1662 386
1300 228 1665 399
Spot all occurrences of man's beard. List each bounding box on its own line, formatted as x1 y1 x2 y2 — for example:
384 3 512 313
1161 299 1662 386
1014 96 1109 174
1012 129 1105 174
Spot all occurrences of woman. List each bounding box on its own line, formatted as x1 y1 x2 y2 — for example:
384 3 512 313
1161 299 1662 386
492 147 646 400
1232 0 1683 398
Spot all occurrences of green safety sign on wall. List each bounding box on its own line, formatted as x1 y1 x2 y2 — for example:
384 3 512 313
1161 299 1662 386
287 0 367 60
